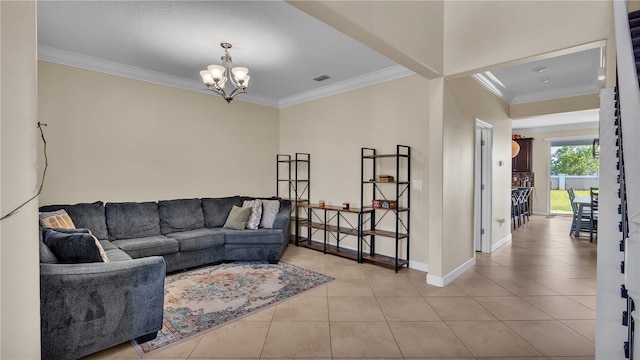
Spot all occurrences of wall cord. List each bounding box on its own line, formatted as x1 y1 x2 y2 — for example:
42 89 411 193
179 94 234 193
0 122 48 221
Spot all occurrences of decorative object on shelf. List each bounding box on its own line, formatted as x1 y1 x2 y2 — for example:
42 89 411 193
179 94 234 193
372 199 397 209
511 140 521 158
376 175 395 182
319 200 325 208
199 42 250 103
342 202 350 210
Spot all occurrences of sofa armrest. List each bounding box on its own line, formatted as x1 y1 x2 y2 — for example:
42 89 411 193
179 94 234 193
40 257 166 360
272 200 291 231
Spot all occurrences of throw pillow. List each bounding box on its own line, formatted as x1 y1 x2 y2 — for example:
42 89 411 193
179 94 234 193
223 206 252 230
39 209 76 229
242 199 263 230
42 228 108 263
260 200 280 229
41 227 109 263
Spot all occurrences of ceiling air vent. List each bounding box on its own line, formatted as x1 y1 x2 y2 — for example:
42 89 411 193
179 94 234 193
312 74 331 82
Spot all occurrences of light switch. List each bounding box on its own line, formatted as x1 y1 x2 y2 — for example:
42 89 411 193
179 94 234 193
413 180 422 190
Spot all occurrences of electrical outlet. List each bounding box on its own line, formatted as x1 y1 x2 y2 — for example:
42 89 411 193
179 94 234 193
412 180 422 190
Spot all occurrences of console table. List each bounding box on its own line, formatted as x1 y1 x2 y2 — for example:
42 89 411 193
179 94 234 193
296 203 372 262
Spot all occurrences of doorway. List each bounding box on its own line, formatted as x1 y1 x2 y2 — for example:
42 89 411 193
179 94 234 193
474 119 493 253
547 136 599 215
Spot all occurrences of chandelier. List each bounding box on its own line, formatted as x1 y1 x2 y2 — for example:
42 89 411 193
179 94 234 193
199 43 250 103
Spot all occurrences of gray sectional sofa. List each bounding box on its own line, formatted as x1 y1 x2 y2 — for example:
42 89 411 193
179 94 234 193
39 196 291 360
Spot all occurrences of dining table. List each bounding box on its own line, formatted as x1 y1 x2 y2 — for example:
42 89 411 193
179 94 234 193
572 195 592 237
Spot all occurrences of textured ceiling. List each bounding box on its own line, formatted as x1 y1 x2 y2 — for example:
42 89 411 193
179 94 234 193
37 1 404 107
38 0 603 120
491 47 604 105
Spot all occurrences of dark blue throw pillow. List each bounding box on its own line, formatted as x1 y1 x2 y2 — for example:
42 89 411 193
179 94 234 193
42 228 104 263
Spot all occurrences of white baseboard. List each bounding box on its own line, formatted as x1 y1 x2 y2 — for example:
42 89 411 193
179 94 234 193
426 257 476 287
491 233 512 252
410 260 428 273
532 211 548 216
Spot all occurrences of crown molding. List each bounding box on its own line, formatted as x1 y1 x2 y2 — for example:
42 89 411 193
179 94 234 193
38 46 414 109
37 46 279 108
278 65 414 108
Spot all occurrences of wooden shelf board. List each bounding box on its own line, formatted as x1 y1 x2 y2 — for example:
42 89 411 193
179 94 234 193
364 229 409 239
298 203 372 213
299 221 325 230
299 222 360 236
362 206 410 213
277 179 309 182
361 253 409 269
325 224 359 236
294 237 359 261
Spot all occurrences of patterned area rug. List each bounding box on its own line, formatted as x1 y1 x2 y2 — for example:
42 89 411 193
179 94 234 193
132 261 334 357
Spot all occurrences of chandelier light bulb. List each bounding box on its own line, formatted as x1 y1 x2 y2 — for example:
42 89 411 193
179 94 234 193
207 65 226 82
232 67 249 81
200 42 249 103
199 70 214 86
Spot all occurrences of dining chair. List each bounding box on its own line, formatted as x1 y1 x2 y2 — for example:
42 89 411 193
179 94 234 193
511 190 520 229
567 188 576 235
568 188 591 237
589 187 599 242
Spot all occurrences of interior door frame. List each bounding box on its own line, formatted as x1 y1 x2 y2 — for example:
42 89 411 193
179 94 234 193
475 119 493 253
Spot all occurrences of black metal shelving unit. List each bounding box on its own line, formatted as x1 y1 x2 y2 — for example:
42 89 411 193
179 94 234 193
296 203 371 262
276 153 310 244
360 145 411 272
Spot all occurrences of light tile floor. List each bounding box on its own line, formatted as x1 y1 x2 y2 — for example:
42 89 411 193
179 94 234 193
84 215 596 359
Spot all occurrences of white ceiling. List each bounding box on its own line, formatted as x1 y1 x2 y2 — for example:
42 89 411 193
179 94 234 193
37 0 409 108
490 47 604 105
37 0 604 122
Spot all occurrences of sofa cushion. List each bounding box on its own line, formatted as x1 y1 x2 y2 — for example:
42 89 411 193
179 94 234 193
158 198 204 234
242 199 263 230
112 235 179 258
223 206 252 230
39 201 109 240
42 228 106 263
99 239 118 251
104 247 133 262
222 229 284 245
202 196 243 228
260 200 281 229
105 202 161 240
165 228 225 252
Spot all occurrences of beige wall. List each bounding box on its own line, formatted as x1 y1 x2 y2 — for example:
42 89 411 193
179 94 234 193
442 77 511 274
516 128 599 215
443 1 612 76
279 74 430 268
287 0 444 79
38 62 279 205
0 1 41 357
